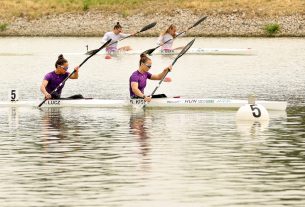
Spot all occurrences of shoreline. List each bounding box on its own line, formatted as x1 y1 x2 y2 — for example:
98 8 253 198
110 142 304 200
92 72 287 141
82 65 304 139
1 10 305 37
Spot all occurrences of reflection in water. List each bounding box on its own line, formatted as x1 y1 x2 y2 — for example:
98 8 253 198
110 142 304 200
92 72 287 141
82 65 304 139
236 120 269 137
1 37 305 206
40 108 66 138
8 107 19 130
129 110 150 157
41 108 65 137
236 110 288 137
1 107 305 206
39 108 72 154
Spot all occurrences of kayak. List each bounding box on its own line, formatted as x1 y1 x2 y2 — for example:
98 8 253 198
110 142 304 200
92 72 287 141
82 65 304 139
0 98 286 111
62 47 255 56
129 48 255 56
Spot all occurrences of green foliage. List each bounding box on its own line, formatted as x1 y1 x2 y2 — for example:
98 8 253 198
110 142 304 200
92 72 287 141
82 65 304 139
264 23 280 36
83 0 91 11
0 23 8 32
121 10 130 18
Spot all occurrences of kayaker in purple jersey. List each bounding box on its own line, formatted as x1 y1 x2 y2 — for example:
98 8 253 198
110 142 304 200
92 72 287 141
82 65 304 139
40 54 79 99
129 53 172 102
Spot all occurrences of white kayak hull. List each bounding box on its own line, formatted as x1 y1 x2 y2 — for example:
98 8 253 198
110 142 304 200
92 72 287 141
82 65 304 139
130 48 255 56
72 48 255 56
0 98 287 111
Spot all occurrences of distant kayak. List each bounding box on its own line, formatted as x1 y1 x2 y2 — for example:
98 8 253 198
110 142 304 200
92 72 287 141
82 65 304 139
129 48 256 56
65 47 255 56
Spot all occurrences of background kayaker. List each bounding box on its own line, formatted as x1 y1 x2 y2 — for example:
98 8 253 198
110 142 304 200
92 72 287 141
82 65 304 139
102 22 135 53
157 24 184 52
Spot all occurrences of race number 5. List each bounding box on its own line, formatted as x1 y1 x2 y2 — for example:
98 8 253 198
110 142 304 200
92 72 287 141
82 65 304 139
9 89 19 101
250 104 261 118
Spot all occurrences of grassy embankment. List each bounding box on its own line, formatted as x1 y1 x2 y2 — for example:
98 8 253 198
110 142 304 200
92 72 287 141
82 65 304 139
1 0 304 21
0 0 304 35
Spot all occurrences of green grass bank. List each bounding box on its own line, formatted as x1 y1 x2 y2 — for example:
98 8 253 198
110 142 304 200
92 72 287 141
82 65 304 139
0 0 305 37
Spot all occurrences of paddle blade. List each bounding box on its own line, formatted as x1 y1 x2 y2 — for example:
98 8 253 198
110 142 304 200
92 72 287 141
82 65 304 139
142 48 156 55
79 39 111 67
85 39 111 56
85 49 97 56
172 38 195 66
188 16 208 30
139 22 157 33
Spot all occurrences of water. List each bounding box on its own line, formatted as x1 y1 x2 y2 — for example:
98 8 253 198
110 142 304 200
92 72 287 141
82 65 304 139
0 37 305 206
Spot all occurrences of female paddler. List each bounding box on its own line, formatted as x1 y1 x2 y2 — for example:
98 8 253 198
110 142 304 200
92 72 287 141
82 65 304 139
102 22 134 53
40 55 80 99
129 53 172 102
157 24 184 52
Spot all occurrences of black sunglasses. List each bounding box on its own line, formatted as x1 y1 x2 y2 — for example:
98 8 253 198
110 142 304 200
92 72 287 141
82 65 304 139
143 63 152 68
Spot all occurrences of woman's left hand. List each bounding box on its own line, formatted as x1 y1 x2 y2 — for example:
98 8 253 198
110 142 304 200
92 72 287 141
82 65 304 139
74 66 79 72
167 65 173 71
163 65 173 72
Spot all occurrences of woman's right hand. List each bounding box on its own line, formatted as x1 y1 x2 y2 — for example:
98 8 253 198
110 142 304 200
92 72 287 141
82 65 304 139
44 92 52 99
144 96 152 102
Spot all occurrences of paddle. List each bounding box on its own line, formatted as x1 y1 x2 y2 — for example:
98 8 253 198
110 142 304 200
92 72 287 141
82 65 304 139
142 16 207 55
149 38 196 97
85 22 157 55
38 39 112 108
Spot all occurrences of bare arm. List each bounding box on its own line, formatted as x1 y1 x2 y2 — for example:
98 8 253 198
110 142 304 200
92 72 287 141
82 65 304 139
69 67 79 79
131 82 151 102
102 32 109 43
120 33 131 38
40 80 51 99
157 35 164 45
131 82 144 98
151 65 172 80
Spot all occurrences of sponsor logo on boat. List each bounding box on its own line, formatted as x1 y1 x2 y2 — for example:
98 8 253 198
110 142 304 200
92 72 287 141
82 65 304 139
215 99 230 103
167 99 218 104
166 100 181 104
185 99 198 104
185 99 215 104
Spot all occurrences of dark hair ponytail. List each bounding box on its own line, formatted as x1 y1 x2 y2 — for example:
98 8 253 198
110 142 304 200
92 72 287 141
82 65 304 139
114 22 122 30
139 53 150 66
55 54 67 68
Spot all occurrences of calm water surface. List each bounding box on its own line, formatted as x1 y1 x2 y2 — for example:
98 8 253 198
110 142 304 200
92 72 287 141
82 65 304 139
0 37 305 206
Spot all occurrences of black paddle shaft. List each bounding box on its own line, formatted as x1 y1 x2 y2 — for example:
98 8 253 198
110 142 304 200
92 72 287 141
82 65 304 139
38 39 112 108
150 38 196 96
109 22 157 45
86 22 157 55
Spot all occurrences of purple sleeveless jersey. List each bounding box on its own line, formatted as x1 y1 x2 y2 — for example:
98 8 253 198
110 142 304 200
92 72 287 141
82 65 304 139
129 70 152 97
44 71 70 96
